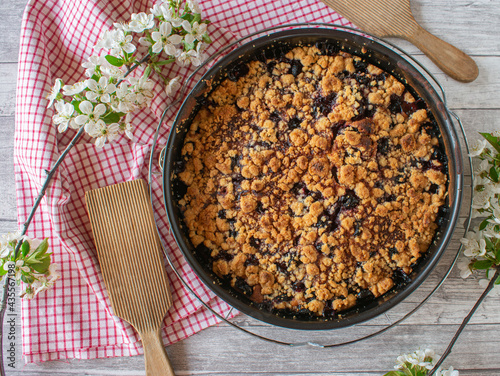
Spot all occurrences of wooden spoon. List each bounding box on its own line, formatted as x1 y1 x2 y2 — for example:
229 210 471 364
321 0 479 82
85 179 175 376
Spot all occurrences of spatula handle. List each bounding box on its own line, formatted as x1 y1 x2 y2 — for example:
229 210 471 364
407 24 479 83
140 329 175 376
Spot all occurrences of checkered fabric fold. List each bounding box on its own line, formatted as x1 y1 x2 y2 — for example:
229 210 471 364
15 0 351 363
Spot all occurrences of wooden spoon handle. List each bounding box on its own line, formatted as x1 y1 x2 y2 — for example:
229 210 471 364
406 24 479 83
140 329 175 376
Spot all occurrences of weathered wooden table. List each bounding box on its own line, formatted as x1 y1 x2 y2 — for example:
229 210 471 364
1 0 499 375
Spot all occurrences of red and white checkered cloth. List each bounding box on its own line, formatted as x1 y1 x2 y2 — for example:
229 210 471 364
15 0 352 363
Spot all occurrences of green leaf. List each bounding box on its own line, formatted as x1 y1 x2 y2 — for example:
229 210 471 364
180 13 194 22
480 132 500 154
33 238 49 256
155 59 176 66
490 166 499 182
21 274 33 284
0 266 7 277
485 235 496 252
473 259 493 270
495 275 500 285
192 13 201 23
71 100 82 114
479 219 490 231
101 112 123 124
105 55 124 67
202 34 212 44
144 65 152 79
31 255 50 274
383 372 406 376
21 240 30 257
183 40 196 51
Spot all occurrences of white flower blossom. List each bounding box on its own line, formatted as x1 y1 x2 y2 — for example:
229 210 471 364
186 0 202 14
100 64 126 81
15 260 30 281
165 76 181 96
128 12 155 33
475 159 490 176
492 130 500 138
460 231 487 257
85 119 121 147
457 258 472 279
112 22 128 32
471 188 492 211
81 55 106 77
47 79 62 108
108 29 136 56
395 348 436 370
183 21 207 44
482 223 500 239
488 200 500 225
85 76 116 103
151 22 183 56
0 231 22 258
128 76 155 107
62 81 87 96
120 120 134 141
436 366 460 376
177 42 206 66
110 82 135 113
469 138 487 157
75 101 107 128
52 100 75 132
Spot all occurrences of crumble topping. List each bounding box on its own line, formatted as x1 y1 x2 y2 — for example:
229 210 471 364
174 45 448 318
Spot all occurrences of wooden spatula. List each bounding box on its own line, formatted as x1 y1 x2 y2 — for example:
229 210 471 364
85 179 175 376
321 0 479 82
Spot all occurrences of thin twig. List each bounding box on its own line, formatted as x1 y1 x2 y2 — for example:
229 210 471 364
428 266 500 375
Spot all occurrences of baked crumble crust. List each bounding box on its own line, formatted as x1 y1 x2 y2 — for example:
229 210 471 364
175 45 448 317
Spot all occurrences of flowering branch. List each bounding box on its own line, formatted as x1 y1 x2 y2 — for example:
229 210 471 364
458 133 500 287
384 348 458 376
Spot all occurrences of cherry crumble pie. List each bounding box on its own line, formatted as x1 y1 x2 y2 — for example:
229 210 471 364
174 44 448 318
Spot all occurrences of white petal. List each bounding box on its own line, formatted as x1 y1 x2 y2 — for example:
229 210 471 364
151 31 161 42
86 79 98 91
168 34 183 45
86 91 98 101
123 43 136 54
98 76 108 88
181 20 191 32
79 100 93 114
160 21 172 36
95 137 106 148
152 41 163 54
104 84 116 94
93 103 107 117
183 34 194 45
58 121 69 133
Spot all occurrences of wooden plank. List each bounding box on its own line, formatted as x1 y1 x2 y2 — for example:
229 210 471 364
7 323 500 374
0 116 17 220
0 0 28 64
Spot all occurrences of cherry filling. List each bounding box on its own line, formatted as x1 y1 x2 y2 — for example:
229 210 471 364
313 92 337 117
